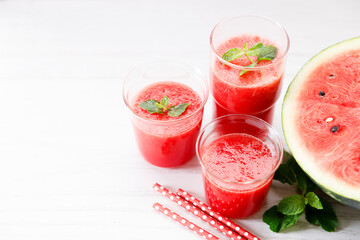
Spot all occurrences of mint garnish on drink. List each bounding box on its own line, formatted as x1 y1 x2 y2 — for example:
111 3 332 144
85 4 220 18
221 42 278 76
262 151 338 232
139 96 190 117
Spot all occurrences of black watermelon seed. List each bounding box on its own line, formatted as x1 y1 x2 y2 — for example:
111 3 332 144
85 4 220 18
319 91 325 97
330 125 339 133
329 74 336 79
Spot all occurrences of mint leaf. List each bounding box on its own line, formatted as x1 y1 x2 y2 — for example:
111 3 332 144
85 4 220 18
239 62 257 76
167 103 190 117
283 150 294 162
305 205 320 226
278 195 306 215
306 192 323 209
305 197 337 232
222 42 278 76
263 206 301 232
249 42 264 49
274 151 317 194
264 151 338 233
155 96 169 111
296 169 318 194
139 99 163 114
258 45 277 61
139 96 190 117
274 151 297 185
291 156 317 194
222 48 243 62
160 96 169 108
247 42 264 56
243 43 248 51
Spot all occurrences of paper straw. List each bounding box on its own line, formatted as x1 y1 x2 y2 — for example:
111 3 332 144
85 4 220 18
153 183 244 240
153 202 219 240
177 188 260 240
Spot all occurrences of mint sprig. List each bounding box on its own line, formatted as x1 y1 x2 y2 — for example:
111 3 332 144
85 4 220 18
277 195 306 215
263 151 338 233
138 96 190 117
305 198 338 232
258 45 278 61
139 99 164 114
221 42 278 76
155 95 169 112
274 151 317 194
263 206 302 232
168 103 190 117
222 48 244 62
305 192 323 209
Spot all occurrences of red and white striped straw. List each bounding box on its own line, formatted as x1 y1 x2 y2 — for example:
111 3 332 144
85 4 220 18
153 183 244 240
153 203 220 240
177 188 260 240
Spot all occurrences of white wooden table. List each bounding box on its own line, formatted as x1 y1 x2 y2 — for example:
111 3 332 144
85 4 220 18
0 0 359 239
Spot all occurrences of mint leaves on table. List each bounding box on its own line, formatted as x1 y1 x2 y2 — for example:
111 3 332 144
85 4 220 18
263 151 338 232
139 96 190 117
263 206 302 232
221 42 277 76
277 195 306 215
305 198 338 232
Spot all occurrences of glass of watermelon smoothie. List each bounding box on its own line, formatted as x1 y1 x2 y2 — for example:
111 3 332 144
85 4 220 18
123 61 209 168
196 114 283 218
210 15 289 123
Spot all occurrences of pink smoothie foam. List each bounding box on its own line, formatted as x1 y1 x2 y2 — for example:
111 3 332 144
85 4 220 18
201 133 276 183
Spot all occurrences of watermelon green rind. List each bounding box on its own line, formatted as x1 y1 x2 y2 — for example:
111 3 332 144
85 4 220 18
307 172 360 209
320 184 360 209
282 36 360 208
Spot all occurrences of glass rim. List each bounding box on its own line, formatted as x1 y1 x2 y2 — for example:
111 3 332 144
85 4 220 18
196 114 283 185
122 60 209 124
209 14 290 71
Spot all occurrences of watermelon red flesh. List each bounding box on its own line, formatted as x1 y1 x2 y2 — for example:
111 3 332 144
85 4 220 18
297 50 360 187
282 37 360 208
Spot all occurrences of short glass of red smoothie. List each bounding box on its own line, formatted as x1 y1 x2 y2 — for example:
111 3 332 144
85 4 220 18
196 114 283 218
210 15 290 123
123 61 209 168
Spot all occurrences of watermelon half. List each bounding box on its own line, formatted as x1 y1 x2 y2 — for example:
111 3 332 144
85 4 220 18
282 37 360 209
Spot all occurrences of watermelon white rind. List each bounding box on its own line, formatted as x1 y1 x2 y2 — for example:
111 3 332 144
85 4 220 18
282 37 360 209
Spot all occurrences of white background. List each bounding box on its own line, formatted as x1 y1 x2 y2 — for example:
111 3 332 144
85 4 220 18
0 0 359 239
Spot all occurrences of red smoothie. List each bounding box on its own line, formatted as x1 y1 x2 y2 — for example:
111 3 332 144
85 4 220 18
200 133 278 218
132 81 203 167
210 35 285 123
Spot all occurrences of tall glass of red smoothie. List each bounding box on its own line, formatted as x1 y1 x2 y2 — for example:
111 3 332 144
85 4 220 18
196 114 283 218
210 15 289 123
123 61 209 168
